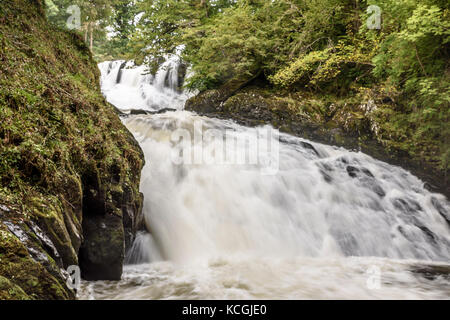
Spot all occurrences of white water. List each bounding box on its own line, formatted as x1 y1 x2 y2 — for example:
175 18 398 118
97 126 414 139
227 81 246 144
98 57 190 111
79 60 450 300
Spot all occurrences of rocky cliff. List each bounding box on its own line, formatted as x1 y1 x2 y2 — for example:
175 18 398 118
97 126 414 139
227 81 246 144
0 0 144 299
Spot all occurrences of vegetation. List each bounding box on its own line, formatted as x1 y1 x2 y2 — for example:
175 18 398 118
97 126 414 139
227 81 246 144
130 0 449 171
44 0 139 60
0 0 144 299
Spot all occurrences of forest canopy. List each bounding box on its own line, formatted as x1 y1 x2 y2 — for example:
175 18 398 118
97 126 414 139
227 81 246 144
45 0 449 169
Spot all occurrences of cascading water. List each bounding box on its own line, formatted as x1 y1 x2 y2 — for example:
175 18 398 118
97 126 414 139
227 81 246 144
79 59 450 300
98 56 190 112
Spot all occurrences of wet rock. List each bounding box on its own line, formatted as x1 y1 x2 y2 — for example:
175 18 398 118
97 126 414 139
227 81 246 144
409 264 450 281
424 182 440 193
371 185 386 198
346 166 374 179
317 163 334 183
129 109 150 115
177 63 188 91
431 197 450 226
115 61 127 84
392 198 422 213
416 226 438 245
4 222 30 244
3 220 67 289
346 166 359 178
346 165 385 197
320 170 333 183
27 220 61 265
79 214 125 280
361 168 374 178
78 158 144 281
300 141 320 157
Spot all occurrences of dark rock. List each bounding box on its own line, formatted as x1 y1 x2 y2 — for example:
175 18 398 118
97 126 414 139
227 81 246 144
346 166 374 179
116 61 127 84
424 182 440 193
416 225 437 245
346 165 359 178
79 214 125 280
409 264 450 281
392 198 422 213
431 197 450 226
129 109 150 115
127 108 177 116
317 163 334 183
300 141 320 157
345 166 385 197
320 170 333 183
361 168 374 178
372 185 386 198
177 63 188 91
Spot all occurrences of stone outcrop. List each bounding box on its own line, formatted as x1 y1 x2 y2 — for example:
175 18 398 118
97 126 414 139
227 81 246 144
0 0 145 299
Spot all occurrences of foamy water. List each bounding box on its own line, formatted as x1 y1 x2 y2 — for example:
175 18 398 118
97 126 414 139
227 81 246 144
78 60 450 300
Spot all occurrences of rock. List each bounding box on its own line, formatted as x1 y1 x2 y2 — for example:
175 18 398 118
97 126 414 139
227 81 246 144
79 214 124 280
0 0 145 299
300 141 320 157
127 108 177 116
129 109 150 115
346 165 360 178
115 61 128 84
431 197 450 226
409 264 450 281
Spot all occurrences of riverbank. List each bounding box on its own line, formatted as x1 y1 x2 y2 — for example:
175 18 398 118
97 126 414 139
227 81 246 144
0 0 144 299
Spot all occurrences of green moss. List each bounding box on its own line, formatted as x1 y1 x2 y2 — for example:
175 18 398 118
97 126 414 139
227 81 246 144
0 0 144 299
0 275 29 300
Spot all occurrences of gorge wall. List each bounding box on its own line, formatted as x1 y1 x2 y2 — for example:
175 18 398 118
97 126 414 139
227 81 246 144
0 0 144 299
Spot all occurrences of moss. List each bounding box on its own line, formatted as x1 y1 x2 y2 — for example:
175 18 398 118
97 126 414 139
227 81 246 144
0 0 144 299
0 224 69 300
0 275 29 300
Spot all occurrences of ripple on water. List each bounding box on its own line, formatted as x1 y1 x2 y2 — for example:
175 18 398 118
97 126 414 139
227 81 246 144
78 257 450 300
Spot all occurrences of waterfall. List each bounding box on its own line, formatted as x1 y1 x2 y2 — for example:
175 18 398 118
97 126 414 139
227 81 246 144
124 112 450 263
98 56 190 112
79 60 450 300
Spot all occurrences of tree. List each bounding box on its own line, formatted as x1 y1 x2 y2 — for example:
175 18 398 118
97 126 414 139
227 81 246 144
45 0 115 52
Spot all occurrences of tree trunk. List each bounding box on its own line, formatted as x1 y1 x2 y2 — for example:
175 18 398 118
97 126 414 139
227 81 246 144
200 0 209 17
84 23 88 43
89 22 94 52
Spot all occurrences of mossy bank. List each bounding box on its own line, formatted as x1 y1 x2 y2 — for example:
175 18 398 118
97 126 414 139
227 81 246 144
0 0 144 299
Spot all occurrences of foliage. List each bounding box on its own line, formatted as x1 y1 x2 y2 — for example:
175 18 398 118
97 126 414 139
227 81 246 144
42 0 449 168
44 0 138 60
128 0 449 169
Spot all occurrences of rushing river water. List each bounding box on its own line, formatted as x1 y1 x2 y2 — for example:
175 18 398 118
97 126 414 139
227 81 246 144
78 59 450 300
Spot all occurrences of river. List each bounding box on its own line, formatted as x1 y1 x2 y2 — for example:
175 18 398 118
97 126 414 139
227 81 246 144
77 59 450 300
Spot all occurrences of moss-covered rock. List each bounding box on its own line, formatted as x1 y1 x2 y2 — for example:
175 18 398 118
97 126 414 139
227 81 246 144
0 0 145 299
